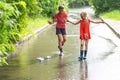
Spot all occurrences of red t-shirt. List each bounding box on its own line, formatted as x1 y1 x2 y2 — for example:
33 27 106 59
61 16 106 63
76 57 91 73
80 19 91 40
54 12 67 28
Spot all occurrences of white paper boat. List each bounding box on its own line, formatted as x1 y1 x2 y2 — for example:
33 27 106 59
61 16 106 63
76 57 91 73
45 56 51 59
37 57 44 61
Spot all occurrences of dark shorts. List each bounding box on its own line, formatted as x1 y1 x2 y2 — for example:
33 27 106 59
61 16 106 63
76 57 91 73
56 28 66 35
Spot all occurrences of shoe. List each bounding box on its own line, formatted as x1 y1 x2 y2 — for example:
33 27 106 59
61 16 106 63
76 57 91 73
59 52 64 56
78 57 83 60
37 57 44 62
45 56 51 59
83 57 86 59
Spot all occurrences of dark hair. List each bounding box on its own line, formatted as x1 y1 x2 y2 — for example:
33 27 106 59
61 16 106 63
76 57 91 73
58 6 64 10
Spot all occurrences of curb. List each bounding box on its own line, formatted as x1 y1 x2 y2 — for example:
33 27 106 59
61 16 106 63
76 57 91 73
99 18 120 39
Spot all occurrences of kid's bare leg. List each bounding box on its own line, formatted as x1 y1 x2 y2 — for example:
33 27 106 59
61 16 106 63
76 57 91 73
80 40 85 59
57 34 63 55
84 40 89 59
62 35 67 46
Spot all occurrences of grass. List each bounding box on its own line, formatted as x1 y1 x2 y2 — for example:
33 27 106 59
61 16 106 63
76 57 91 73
21 16 51 36
27 16 50 28
100 10 120 20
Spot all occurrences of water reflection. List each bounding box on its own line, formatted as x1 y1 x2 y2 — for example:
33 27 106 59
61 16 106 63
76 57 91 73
80 60 88 80
57 56 67 80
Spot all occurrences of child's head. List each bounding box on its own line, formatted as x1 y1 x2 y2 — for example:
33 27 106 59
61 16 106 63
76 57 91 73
80 12 87 20
58 6 64 13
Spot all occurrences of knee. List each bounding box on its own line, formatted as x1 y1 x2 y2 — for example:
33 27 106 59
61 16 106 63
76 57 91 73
59 39 63 43
63 38 67 42
85 43 88 47
81 44 83 48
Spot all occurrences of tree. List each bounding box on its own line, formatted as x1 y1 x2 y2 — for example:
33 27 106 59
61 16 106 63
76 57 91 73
38 0 69 17
0 1 27 65
69 0 89 8
88 0 120 14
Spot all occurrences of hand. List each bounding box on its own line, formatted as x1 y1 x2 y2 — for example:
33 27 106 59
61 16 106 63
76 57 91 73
63 19 67 23
67 20 75 24
101 19 105 23
48 21 53 24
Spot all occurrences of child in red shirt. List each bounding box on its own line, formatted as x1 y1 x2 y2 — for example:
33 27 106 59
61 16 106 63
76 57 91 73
70 12 105 60
48 6 70 56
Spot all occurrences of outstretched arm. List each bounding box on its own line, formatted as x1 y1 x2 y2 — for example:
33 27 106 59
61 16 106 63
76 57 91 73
74 20 80 25
67 20 75 24
90 20 105 24
67 20 80 25
48 17 57 24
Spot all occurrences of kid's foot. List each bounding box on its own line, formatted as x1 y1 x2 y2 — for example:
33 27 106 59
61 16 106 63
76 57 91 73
83 57 87 59
59 52 64 56
78 57 83 61
83 56 87 60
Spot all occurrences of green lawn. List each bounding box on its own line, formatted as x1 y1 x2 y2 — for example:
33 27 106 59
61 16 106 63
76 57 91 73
100 10 120 20
20 16 50 36
27 16 50 28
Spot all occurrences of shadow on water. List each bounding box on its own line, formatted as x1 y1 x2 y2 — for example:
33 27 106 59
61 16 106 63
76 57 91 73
57 56 67 80
80 60 88 80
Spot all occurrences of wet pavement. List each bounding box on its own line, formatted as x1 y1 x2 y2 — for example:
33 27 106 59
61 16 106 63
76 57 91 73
0 7 120 80
102 19 120 39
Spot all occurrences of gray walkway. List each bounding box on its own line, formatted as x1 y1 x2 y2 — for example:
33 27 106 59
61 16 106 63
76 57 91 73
103 19 120 39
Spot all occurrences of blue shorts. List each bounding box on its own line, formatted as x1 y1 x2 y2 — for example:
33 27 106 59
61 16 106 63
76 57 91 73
56 28 66 35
